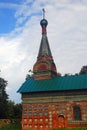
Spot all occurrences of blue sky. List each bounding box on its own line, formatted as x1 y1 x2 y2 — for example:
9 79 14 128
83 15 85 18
0 0 24 34
0 8 16 33
0 0 87 103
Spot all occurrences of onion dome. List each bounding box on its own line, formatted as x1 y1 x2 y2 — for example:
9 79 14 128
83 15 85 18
40 19 48 27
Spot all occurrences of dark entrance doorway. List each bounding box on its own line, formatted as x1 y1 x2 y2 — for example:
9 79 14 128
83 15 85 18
58 115 65 128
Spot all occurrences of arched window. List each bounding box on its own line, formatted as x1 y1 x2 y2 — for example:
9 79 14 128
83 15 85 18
73 106 81 120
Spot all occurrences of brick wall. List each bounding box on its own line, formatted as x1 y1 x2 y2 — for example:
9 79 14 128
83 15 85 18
21 91 87 130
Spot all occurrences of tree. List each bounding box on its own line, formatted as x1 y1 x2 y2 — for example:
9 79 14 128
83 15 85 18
57 72 61 77
64 73 71 76
7 100 22 120
0 77 8 118
13 103 22 119
7 100 15 119
79 66 87 74
26 69 33 80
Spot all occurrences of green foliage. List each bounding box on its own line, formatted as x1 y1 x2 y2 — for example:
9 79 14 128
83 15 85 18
52 128 87 130
7 100 15 119
0 123 21 130
57 72 61 77
79 65 87 74
0 76 22 120
0 77 8 118
7 100 22 119
13 103 22 119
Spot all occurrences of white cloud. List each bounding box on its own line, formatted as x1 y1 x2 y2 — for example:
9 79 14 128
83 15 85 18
0 0 87 103
0 2 20 10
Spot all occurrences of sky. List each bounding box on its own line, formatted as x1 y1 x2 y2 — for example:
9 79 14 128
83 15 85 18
0 0 87 103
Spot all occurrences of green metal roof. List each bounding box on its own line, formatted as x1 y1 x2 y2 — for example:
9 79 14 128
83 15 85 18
17 74 87 93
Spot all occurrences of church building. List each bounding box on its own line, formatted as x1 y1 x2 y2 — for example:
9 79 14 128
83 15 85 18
18 10 87 130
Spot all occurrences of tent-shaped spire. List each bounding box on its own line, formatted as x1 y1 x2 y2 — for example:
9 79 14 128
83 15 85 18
38 34 52 57
33 9 57 80
38 9 52 57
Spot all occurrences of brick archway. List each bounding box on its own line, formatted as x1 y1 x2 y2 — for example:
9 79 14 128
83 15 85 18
58 115 65 128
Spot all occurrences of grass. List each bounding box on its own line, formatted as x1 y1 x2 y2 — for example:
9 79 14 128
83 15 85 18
0 124 87 130
0 123 21 130
53 128 87 130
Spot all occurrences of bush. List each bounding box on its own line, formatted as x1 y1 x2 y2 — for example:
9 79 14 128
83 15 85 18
0 123 21 130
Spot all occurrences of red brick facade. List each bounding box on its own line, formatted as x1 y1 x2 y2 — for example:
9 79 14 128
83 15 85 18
22 101 87 130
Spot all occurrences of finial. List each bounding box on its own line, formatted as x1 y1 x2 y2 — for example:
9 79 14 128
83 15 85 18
40 9 48 34
42 8 45 19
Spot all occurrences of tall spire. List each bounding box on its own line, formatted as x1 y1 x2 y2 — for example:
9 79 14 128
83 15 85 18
38 9 51 58
33 9 57 80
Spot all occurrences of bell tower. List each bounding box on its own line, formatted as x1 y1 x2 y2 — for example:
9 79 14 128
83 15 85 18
33 9 57 80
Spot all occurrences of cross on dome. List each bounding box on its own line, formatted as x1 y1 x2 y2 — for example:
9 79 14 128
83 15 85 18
40 8 48 32
42 8 45 19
